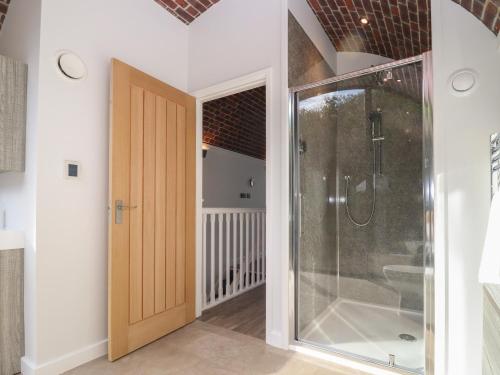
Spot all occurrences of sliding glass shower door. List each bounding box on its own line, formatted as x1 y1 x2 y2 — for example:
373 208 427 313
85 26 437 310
291 57 433 374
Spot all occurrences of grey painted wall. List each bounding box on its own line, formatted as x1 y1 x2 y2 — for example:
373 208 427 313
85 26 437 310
203 146 265 208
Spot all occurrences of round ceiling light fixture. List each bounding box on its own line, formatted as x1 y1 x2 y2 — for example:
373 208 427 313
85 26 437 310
57 51 87 80
360 17 369 25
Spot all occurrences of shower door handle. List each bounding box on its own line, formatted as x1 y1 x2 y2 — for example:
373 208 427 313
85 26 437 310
298 193 302 238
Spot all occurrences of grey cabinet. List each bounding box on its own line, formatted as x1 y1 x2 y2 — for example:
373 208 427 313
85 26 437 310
0 55 27 172
0 248 24 375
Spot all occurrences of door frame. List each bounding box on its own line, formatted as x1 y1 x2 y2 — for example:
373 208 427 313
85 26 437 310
191 68 272 334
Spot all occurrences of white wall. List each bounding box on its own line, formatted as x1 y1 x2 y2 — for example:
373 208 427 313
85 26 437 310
432 1 500 374
189 0 289 348
288 0 337 73
336 51 393 75
20 0 189 372
0 0 41 366
203 146 265 208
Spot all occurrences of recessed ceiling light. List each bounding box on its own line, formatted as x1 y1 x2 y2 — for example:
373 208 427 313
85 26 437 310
360 17 369 25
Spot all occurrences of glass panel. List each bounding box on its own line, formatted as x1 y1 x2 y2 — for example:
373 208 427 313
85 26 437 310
295 61 425 374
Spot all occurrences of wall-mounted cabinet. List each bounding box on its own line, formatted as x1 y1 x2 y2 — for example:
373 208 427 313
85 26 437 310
0 55 27 173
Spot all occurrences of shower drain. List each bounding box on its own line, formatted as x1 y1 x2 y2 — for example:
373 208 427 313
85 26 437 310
398 333 417 342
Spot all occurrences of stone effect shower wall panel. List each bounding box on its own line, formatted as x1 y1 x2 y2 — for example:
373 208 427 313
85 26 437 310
288 11 335 88
297 101 338 332
336 86 423 310
289 11 338 332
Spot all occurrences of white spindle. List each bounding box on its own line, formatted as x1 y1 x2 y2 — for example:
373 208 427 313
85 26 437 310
256 213 260 283
232 213 237 294
239 212 243 291
245 213 249 288
262 212 266 280
251 213 255 285
218 214 223 301
202 214 207 307
226 213 230 298
210 214 215 305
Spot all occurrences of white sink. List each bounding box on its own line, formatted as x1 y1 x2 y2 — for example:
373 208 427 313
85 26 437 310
0 230 24 251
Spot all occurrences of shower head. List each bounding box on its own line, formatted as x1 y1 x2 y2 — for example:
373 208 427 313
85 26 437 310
376 69 393 86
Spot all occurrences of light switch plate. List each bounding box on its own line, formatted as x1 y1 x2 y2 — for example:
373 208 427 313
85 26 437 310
64 160 81 180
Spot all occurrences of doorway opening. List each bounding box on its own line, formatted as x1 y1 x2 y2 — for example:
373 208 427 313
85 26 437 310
197 84 267 341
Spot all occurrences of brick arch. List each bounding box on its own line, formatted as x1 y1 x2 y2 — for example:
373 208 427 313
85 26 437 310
452 0 500 35
306 0 432 60
203 86 266 160
154 0 219 24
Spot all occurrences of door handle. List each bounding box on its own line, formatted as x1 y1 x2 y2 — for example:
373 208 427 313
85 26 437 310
115 200 137 224
117 202 137 210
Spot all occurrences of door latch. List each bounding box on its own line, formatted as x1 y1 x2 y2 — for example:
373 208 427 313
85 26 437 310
115 200 137 224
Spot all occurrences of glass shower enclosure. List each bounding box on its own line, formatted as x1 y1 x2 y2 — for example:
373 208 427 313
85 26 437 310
289 54 434 374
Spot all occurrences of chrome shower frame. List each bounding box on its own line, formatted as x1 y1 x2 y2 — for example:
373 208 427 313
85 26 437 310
288 53 435 375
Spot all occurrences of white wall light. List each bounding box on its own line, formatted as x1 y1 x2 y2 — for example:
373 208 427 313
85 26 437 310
448 69 478 97
56 51 87 81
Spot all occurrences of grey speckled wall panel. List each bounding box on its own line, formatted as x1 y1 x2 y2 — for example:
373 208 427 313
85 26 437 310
336 88 423 310
296 62 425 320
0 54 27 172
289 10 337 331
288 12 334 88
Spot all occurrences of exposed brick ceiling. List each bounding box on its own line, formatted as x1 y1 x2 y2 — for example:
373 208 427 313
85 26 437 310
306 0 432 60
203 86 266 160
154 0 219 24
452 0 500 35
152 0 500 45
0 0 10 32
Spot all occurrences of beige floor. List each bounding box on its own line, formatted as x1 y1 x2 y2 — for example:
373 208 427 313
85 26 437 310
66 321 367 375
200 285 266 340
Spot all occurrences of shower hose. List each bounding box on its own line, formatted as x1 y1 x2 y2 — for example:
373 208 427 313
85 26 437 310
344 138 377 227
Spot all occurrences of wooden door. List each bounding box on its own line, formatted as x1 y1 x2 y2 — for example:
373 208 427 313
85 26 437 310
108 59 196 361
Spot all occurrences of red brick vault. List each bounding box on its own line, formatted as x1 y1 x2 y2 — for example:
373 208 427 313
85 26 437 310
152 0 499 60
154 0 220 24
0 0 10 31
306 0 432 60
203 86 266 161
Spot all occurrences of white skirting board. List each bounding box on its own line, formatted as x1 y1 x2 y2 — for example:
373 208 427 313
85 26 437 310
21 340 107 375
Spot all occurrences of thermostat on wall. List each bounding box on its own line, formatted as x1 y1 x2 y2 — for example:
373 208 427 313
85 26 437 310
64 160 81 179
